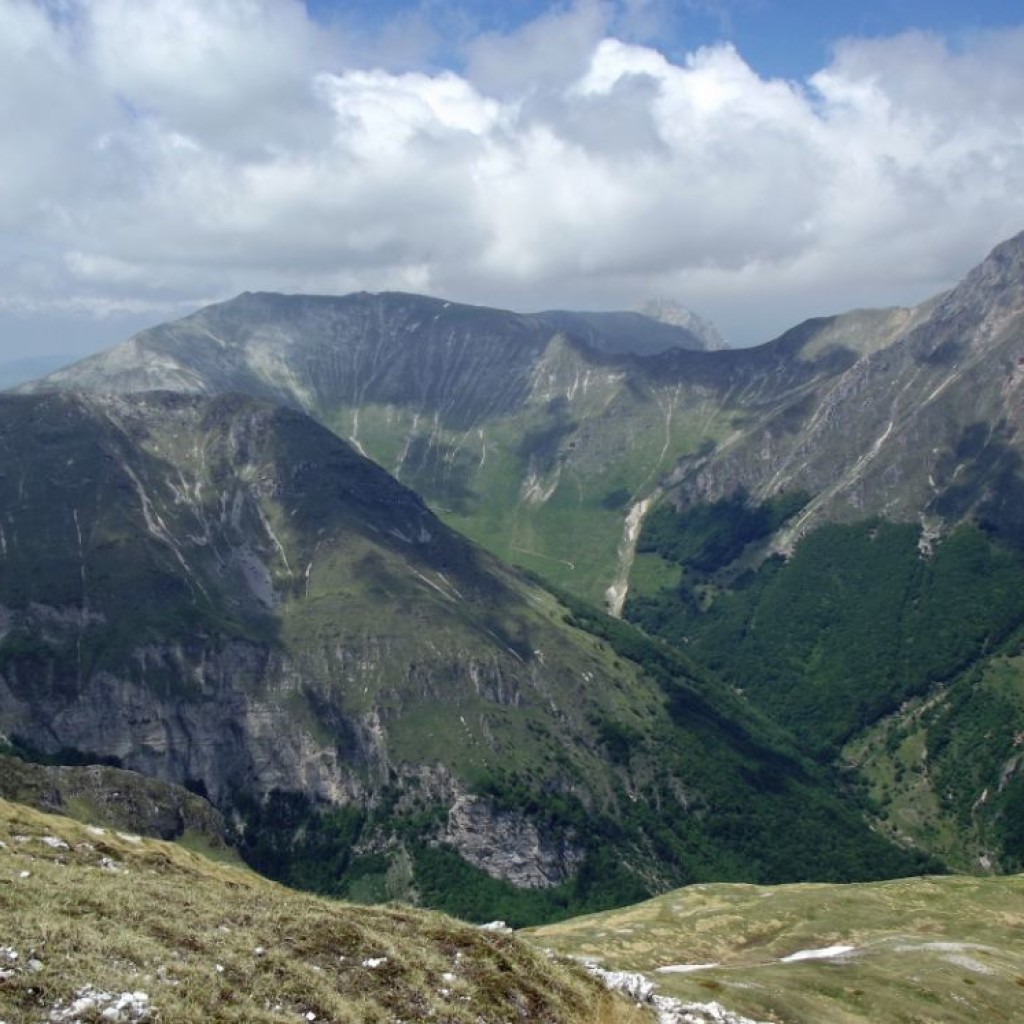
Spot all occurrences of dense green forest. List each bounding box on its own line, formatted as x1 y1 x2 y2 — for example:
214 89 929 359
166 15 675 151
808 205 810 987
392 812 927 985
627 497 1024 868
628 505 1024 756
637 491 808 573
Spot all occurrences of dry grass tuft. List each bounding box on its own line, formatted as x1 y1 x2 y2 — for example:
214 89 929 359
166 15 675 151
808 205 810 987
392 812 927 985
0 798 643 1024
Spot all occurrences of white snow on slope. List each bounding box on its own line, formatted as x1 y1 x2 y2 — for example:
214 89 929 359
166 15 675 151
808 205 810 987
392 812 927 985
779 944 856 963
657 963 721 974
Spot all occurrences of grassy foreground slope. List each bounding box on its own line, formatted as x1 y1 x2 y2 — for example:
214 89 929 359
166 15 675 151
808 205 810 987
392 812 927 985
530 873 1024 1024
0 799 642 1024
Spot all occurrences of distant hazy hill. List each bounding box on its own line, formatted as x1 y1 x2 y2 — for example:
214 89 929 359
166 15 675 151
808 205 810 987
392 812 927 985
535 305 725 356
0 353 73 388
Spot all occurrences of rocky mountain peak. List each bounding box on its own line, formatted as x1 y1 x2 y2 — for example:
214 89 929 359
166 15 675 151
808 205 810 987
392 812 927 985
927 228 1024 326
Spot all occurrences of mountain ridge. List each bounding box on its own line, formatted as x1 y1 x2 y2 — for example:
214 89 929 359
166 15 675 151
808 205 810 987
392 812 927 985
0 388 924 921
667 230 1024 549
19 286 909 608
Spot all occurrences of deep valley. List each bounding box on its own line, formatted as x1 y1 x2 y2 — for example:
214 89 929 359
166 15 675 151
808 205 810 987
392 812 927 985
5 230 1024 1021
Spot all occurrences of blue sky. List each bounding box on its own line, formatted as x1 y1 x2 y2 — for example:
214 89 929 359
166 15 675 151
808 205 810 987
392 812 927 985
2 0 1024 362
307 0 1024 78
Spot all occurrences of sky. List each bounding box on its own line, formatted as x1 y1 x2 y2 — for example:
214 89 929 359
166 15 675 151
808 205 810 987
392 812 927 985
3 1 1024 363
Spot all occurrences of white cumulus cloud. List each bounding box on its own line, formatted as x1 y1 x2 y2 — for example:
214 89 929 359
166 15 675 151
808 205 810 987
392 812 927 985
2 0 1024 353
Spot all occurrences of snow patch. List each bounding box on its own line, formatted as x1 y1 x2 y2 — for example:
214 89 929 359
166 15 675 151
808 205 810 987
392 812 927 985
893 941 994 953
945 955 995 975
657 963 721 974
779 944 856 963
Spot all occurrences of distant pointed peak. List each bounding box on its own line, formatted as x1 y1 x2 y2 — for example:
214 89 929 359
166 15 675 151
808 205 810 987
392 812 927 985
637 299 728 350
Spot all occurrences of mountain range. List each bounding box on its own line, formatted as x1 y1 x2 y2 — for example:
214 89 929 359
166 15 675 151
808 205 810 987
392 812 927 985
0 387 921 923
22 293 733 609
29 236 1024 613
7 230 1024 915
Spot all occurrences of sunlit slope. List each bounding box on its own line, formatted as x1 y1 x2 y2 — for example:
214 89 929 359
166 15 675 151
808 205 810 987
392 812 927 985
0 798 640 1024
529 873 1024 1024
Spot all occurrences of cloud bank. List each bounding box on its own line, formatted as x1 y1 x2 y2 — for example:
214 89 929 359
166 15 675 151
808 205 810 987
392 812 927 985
3 0 1024 346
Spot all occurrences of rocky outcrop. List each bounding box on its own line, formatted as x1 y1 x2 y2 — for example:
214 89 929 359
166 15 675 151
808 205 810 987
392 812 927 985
442 794 584 889
0 752 228 844
0 634 366 807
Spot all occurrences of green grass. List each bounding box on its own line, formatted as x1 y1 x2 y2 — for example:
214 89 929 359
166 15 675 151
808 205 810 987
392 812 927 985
318 373 740 608
0 798 644 1024
843 695 973 871
174 828 246 866
529 873 1024 1024
627 552 682 600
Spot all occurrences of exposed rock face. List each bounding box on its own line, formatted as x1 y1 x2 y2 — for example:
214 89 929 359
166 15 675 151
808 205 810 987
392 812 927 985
0 634 368 807
443 794 584 888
